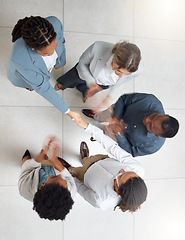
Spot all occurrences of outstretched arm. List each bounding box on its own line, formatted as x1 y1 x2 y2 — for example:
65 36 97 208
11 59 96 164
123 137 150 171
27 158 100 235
71 113 132 161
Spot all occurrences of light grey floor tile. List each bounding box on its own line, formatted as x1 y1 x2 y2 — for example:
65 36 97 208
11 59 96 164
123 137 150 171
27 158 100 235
64 0 134 36
134 0 185 41
0 186 63 240
134 38 185 109
135 179 185 240
0 0 64 27
0 107 62 185
139 109 184 179
64 195 134 240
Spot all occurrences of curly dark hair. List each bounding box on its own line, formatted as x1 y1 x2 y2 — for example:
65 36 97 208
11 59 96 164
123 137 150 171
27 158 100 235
112 41 141 72
117 177 147 213
160 115 179 138
33 183 74 220
12 16 56 50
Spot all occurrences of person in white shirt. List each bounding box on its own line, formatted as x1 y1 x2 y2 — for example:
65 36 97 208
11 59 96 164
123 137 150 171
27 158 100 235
64 118 147 212
18 136 76 220
55 41 142 112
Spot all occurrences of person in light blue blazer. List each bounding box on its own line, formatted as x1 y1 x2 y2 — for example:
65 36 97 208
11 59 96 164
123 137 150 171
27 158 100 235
7 16 81 122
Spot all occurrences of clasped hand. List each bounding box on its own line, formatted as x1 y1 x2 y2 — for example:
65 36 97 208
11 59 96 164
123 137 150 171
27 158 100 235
67 110 88 129
105 117 127 135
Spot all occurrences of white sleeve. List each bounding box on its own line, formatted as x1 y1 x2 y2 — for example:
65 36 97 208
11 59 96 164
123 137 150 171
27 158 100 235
85 124 145 178
18 159 41 201
76 43 96 87
20 159 41 175
75 178 101 208
75 178 117 210
85 124 133 163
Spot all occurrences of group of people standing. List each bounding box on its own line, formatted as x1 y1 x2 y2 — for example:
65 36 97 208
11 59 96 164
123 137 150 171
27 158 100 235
7 16 179 221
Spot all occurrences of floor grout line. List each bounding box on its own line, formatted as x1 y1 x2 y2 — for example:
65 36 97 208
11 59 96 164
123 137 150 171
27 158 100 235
0 105 184 110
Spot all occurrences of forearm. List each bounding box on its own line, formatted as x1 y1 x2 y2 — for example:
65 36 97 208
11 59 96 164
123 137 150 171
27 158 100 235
49 158 64 172
34 152 46 163
35 83 69 113
76 63 95 87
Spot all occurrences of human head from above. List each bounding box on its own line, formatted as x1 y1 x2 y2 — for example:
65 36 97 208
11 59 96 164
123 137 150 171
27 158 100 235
111 41 141 78
12 16 57 56
33 174 74 221
143 113 179 138
114 169 147 212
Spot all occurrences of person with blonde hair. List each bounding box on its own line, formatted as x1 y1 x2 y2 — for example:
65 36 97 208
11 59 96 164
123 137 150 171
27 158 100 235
55 41 142 112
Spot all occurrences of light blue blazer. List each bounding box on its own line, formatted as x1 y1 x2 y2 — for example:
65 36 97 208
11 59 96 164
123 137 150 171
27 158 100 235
7 16 69 113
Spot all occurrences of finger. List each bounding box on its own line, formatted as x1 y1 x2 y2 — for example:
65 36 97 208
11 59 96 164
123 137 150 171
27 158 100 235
51 143 59 159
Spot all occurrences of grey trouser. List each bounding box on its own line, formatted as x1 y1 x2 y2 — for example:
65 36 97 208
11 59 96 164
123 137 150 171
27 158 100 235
69 154 109 182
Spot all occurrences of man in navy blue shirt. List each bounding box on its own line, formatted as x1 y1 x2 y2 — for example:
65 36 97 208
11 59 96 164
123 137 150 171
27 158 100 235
82 93 179 157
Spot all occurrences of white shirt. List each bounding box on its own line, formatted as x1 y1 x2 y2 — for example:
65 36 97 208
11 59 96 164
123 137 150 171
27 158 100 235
42 50 58 73
18 159 76 201
95 55 119 86
75 124 145 211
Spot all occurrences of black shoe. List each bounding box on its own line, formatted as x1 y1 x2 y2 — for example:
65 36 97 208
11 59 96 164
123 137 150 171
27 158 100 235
22 149 31 160
58 157 71 169
80 142 89 159
82 109 95 119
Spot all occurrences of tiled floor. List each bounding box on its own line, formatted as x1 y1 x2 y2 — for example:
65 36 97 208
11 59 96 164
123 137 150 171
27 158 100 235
0 1 184 240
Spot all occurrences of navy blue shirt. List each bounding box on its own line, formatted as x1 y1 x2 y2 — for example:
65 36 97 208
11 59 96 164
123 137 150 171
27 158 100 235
113 93 165 157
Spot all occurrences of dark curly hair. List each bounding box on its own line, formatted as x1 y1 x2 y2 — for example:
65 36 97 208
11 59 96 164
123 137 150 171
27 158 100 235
12 16 56 50
112 41 141 72
160 115 179 138
33 183 74 220
117 177 147 212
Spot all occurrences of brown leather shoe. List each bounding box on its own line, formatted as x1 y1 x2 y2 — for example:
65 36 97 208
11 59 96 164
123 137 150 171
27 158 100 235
82 109 95 119
80 142 89 159
58 157 71 169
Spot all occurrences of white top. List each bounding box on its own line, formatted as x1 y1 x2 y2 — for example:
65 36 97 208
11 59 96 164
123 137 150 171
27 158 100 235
75 124 145 211
41 50 58 73
18 159 76 202
95 55 119 86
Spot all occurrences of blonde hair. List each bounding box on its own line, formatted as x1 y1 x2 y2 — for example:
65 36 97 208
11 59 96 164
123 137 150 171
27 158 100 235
112 41 141 72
